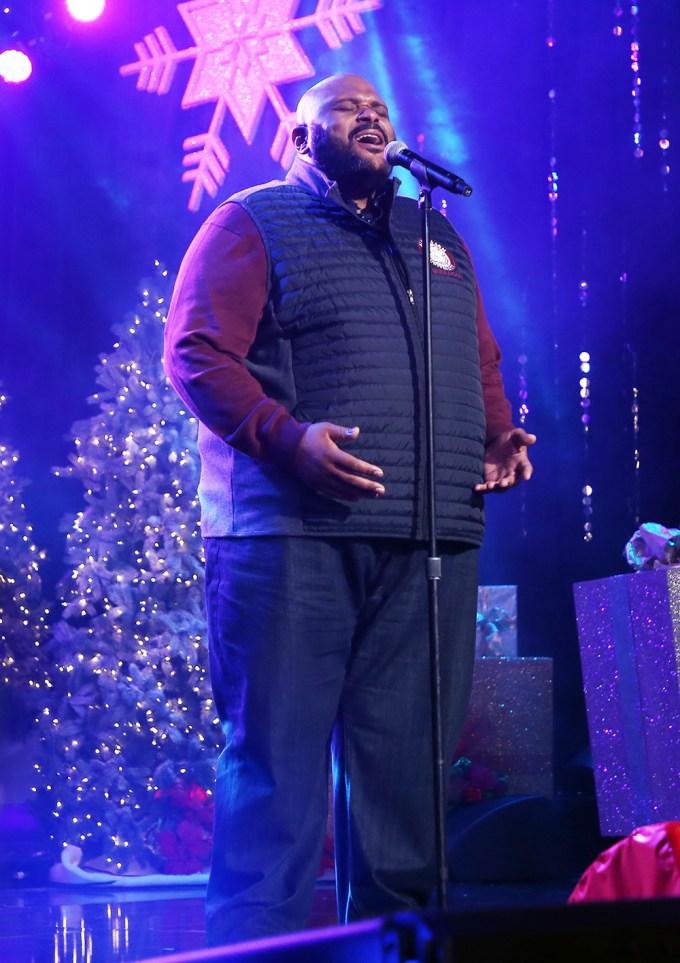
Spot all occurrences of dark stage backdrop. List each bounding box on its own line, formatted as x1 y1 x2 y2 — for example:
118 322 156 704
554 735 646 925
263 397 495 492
1 0 679 782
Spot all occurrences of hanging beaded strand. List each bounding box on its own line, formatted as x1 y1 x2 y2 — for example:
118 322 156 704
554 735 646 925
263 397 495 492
578 219 593 542
658 1 671 193
613 2 643 527
618 262 641 526
546 0 559 393
612 2 644 157
629 3 643 159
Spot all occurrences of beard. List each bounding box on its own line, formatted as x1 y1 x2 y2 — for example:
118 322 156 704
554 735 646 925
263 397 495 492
309 126 390 197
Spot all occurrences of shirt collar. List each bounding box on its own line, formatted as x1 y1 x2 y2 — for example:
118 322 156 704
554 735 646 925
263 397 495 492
285 155 400 221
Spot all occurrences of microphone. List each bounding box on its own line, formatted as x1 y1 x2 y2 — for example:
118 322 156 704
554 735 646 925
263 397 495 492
384 140 473 197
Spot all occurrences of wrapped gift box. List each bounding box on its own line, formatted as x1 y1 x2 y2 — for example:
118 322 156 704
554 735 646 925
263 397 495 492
574 567 680 835
476 585 518 658
457 657 553 798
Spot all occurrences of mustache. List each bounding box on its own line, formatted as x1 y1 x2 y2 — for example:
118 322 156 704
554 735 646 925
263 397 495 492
351 123 388 142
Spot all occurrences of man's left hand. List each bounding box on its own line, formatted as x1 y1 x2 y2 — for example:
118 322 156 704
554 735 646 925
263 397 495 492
475 428 536 493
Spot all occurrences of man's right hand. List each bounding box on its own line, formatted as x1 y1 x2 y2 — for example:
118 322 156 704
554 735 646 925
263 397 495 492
294 423 385 502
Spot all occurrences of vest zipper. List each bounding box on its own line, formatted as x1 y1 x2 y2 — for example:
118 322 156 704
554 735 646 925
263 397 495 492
385 239 429 538
385 242 425 348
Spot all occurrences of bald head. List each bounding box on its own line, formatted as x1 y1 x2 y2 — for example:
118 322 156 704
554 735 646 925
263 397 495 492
295 74 380 126
291 73 396 206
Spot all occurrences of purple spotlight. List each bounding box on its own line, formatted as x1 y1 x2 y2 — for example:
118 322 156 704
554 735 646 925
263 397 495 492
66 0 105 23
0 48 32 83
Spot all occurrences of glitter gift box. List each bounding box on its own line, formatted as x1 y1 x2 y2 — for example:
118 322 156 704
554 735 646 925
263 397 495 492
475 585 518 658
573 567 680 835
459 657 553 797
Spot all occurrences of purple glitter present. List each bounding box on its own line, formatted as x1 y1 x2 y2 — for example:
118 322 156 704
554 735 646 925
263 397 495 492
459 657 553 798
574 567 680 835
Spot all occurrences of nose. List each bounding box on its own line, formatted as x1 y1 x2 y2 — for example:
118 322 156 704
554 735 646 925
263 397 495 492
357 103 381 123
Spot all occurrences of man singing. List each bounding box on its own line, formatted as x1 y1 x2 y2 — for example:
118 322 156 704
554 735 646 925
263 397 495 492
165 72 535 945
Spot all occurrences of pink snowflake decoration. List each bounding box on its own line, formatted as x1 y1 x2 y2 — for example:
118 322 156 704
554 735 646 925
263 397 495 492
120 0 382 211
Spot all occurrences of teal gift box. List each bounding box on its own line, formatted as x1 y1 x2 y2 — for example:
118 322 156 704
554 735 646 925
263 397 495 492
476 585 518 658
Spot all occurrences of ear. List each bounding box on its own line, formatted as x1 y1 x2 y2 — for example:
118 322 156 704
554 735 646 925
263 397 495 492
292 124 310 155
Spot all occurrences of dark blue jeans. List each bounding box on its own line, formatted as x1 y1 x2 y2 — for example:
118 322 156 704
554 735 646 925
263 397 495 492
204 536 479 944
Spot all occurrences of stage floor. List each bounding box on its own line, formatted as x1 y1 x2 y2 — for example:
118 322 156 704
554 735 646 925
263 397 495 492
0 877 578 962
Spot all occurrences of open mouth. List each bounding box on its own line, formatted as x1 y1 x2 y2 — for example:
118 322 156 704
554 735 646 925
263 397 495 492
353 129 385 147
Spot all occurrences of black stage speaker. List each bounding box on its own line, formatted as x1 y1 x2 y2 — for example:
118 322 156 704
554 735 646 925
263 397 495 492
140 900 680 963
447 795 557 881
422 900 680 961
447 794 609 882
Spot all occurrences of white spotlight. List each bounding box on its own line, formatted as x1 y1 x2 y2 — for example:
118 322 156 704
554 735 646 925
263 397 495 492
66 0 105 23
0 48 33 83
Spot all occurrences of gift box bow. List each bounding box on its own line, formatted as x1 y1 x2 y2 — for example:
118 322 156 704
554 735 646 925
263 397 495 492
624 522 680 571
476 605 516 642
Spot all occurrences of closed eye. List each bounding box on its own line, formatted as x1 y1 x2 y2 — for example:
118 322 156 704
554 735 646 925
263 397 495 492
332 99 390 116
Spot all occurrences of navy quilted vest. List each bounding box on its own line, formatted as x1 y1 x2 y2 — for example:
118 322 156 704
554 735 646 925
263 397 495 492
198 181 486 544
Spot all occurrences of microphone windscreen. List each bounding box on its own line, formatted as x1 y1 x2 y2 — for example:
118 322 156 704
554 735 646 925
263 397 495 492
384 140 408 165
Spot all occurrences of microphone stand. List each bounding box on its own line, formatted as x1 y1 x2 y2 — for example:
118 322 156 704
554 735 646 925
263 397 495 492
411 161 449 913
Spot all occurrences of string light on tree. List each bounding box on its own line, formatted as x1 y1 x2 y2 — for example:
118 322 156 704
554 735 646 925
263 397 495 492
33 264 219 873
0 388 50 745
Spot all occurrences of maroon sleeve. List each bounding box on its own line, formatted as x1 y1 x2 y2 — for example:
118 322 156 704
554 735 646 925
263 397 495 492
458 236 516 443
164 202 308 468
475 283 516 443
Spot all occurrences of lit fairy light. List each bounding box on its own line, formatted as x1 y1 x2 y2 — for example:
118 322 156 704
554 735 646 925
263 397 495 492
0 386 49 756
27 262 220 874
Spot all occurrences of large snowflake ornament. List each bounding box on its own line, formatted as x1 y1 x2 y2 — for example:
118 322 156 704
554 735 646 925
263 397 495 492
120 0 382 211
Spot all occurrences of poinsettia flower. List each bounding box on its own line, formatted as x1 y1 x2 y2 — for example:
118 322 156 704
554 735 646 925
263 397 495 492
158 823 210 874
177 818 212 861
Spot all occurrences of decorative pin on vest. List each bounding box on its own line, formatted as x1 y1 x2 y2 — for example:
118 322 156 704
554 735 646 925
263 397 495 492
418 238 462 278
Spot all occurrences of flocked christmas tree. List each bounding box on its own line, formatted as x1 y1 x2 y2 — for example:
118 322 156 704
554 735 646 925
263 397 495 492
32 264 220 874
0 388 50 744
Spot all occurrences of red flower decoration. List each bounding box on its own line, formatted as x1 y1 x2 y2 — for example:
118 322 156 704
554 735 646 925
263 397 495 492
158 818 212 875
155 780 215 873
